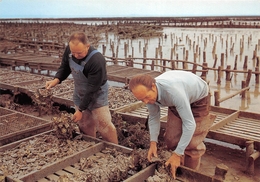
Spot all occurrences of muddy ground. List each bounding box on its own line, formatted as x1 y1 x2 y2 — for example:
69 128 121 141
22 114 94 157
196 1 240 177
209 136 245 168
0 91 260 182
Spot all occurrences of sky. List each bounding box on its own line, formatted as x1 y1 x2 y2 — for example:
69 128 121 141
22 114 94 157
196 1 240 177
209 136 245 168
0 0 260 19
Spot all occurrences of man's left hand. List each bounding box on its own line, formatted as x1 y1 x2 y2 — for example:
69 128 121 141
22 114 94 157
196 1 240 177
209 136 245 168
165 152 181 179
72 110 83 122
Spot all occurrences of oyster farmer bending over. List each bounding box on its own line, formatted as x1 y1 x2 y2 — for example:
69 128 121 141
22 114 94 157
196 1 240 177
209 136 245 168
129 70 215 179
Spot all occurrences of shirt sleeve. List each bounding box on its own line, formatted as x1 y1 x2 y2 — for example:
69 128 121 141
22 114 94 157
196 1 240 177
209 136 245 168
147 103 161 142
54 46 72 82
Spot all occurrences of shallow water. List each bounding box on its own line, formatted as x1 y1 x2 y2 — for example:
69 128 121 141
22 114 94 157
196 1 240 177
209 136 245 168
98 27 260 113
12 22 260 113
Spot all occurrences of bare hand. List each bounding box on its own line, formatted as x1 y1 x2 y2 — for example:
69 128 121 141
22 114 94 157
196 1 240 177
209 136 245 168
147 141 158 162
72 110 83 122
45 78 60 89
165 152 181 179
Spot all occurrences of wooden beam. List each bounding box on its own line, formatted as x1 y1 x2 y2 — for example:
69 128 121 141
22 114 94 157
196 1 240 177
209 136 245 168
210 111 240 130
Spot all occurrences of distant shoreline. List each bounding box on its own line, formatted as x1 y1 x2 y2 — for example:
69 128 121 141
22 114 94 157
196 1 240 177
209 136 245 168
1 15 260 21
1 16 259 29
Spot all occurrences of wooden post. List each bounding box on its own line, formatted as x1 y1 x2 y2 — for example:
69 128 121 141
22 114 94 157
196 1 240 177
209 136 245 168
183 47 186 60
127 55 133 67
255 67 259 84
245 141 255 175
203 51 206 62
102 45 106 55
217 66 222 84
214 163 228 181
225 65 231 81
170 48 174 60
112 53 117 64
183 50 188 69
176 54 179 68
124 42 127 57
233 55 238 70
220 53 224 68
195 45 199 57
193 53 197 63
116 45 119 59
201 62 208 80
245 69 252 87
241 80 246 98
256 56 259 67
143 48 146 69
243 56 248 70
214 90 220 106
192 64 197 74
151 60 155 71
213 54 218 68
171 60 176 70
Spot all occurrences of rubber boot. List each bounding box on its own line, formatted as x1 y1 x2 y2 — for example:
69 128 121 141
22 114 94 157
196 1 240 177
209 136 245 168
184 142 206 170
184 155 201 170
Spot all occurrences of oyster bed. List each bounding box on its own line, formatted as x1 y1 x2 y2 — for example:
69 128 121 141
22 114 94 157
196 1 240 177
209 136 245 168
0 113 50 136
58 148 135 182
52 86 138 109
17 78 74 94
0 107 14 116
0 134 97 178
0 72 43 84
0 68 13 74
108 87 138 109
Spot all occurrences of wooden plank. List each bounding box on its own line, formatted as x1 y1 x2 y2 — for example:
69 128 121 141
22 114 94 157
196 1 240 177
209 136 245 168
128 111 148 117
55 170 72 176
207 130 260 149
45 174 59 181
116 101 144 113
51 97 74 107
176 165 223 182
222 126 260 138
124 163 222 182
210 106 237 114
210 111 229 120
234 118 260 125
107 67 132 74
210 111 240 130
5 176 24 182
107 65 161 83
106 65 131 72
218 128 260 141
239 110 260 119
63 166 84 174
37 178 50 182
124 163 156 182
80 134 133 154
227 122 260 131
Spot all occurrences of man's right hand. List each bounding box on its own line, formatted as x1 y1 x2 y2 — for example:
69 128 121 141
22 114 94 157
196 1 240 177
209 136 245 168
147 141 158 162
45 78 60 89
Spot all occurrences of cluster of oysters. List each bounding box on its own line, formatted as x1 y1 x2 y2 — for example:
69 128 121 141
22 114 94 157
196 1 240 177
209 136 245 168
52 112 80 139
32 88 54 115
